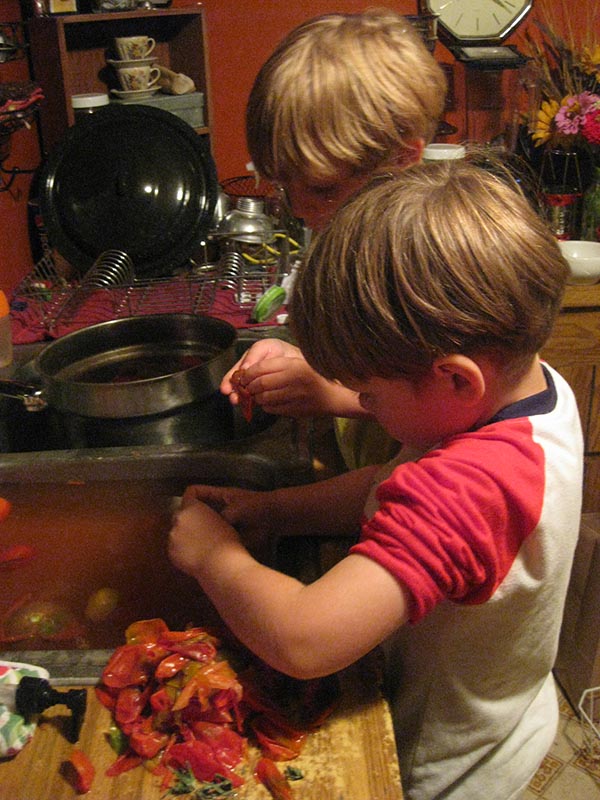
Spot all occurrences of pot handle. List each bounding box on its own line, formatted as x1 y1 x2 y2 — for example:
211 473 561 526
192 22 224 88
0 380 48 412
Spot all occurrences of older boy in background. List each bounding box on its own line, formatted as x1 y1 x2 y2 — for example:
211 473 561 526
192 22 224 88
222 9 447 468
170 160 582 799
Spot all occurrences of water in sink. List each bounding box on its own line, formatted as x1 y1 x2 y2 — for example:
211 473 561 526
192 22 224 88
0 450 305 652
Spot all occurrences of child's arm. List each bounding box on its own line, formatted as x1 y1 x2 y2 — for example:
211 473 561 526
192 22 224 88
169 495 410 679
181 465 379 552
221 338 369 418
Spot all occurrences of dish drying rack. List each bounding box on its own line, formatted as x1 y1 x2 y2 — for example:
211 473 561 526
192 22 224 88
12 234 294 340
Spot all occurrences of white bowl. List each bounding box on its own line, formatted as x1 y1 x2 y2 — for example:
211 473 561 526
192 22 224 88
559 240 600 285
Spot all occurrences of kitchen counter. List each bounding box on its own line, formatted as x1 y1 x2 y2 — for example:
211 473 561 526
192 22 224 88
0 651 403 799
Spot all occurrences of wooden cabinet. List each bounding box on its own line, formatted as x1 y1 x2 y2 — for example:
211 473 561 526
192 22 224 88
28 6 212 154
542 283 600 513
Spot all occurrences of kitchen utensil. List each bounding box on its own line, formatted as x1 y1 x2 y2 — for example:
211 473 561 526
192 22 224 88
39 104 218 277
0 673 86 744
0 661 87 757
0 313 237 418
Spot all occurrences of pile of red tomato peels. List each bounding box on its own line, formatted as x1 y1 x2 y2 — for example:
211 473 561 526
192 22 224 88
73 618 339 798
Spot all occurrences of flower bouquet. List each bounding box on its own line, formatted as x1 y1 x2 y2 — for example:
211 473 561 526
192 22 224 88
516 1 600 238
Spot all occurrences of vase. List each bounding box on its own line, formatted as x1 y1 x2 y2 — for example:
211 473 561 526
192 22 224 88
582 165 600 242
539 147 584 240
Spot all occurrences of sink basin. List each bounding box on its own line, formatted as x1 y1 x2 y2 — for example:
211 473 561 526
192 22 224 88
0 332 314 653
0 442 313 653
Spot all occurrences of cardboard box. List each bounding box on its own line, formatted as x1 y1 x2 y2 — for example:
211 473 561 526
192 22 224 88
111 92 205 129
554 513 600 711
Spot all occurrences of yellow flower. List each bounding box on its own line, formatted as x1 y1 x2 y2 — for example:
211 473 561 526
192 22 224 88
582 44 600 79
532 98 560 146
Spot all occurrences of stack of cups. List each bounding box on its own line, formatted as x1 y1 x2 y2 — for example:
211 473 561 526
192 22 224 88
110 35 160 95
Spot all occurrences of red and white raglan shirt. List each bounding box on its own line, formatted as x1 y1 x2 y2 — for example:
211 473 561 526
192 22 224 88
352 364 583 800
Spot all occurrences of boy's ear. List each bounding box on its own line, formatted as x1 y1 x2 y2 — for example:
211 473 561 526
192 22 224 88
432 354 486 405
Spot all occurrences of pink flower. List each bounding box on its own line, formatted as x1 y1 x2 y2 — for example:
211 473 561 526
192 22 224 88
555 95 587 135
580 92 600 111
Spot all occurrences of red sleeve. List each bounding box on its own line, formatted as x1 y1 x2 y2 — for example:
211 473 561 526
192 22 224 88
351 420 545 623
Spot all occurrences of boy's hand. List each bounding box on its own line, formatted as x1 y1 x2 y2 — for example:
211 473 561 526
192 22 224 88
169 499 240 579
221 339 298 400
180 484 275 555
221 338 365 418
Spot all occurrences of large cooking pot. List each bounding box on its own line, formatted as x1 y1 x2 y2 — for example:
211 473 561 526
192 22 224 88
0 314 237 418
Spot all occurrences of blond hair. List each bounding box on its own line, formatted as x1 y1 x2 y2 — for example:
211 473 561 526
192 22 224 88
290 160 569 384
246 9 447 183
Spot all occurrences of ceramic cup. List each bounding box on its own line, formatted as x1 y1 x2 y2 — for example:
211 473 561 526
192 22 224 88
114 35 156 61
116 65 160 92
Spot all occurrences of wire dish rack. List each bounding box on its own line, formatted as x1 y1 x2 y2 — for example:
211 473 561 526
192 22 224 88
12 252 222 339
12 235 295 341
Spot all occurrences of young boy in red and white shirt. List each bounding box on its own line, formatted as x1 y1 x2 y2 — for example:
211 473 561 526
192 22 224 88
169 160 582 800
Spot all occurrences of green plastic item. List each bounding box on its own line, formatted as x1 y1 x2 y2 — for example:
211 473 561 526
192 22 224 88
251 285 286 322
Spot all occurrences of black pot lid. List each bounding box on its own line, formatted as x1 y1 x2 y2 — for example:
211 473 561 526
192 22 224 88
40 104 218 277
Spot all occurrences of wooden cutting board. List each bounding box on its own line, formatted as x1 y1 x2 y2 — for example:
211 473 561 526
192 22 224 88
0 655 403 800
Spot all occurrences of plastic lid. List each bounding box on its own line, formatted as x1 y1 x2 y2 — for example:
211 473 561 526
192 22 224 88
423 144 466 161
71 93 110 110
0 290 8 317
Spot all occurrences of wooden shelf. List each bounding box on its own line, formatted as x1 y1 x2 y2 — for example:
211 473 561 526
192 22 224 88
28 6 212 154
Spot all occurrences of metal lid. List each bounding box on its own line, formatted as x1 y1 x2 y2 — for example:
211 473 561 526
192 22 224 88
39 104 218 277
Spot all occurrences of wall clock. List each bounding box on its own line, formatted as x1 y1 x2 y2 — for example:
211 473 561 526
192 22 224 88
418 0 533 68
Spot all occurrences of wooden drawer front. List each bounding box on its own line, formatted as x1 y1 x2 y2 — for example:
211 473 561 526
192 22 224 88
544 311 600 364
590 368 600 453
542 307 600 512
583 457 600 513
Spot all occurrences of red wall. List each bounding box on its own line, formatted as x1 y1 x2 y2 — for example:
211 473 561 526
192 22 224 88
0 0 41 294
0 0 594 293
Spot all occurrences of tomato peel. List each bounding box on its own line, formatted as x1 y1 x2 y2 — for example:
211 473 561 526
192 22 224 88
255 757 294 800
67 748 95 794
0 497 11 522
97 619 328 797
231 368 254 422
126 617 170 644
105 751 143 777
0 544 36 570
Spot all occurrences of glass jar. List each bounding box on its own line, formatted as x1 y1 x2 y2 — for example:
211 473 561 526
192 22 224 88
582 165 600 243
539 147 583 240
422 143 466 162
71 93 109 122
